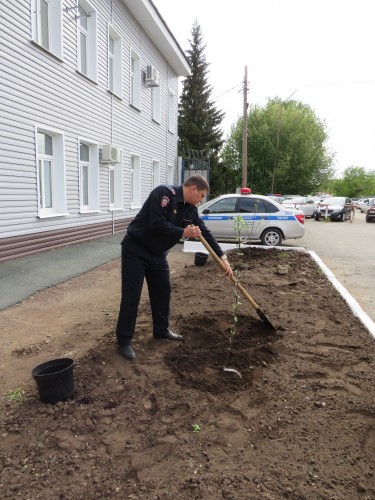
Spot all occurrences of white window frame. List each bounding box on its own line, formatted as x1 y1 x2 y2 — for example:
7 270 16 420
130 154 141 208
31 0 63 58
108 24 122 98
78 139 100 213
152 160 160 190
168 91 176 133
130 49 141 110
109 160 123 211
77 0 98 82
35 125 67 218
152 85 161 123
167 164 174 185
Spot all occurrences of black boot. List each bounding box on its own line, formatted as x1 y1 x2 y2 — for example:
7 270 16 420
119 345 136 361
153 330 183 341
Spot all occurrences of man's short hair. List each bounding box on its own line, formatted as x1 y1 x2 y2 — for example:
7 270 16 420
183 175 210 192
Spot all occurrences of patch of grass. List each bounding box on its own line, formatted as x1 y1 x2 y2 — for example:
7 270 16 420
192 423 201 433
7 387 25 403
276 252 290 260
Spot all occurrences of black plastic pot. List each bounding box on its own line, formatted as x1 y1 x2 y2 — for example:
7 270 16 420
194 252 208 266
32 358 74 404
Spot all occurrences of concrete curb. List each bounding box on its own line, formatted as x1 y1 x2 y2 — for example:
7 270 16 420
308 250 375 339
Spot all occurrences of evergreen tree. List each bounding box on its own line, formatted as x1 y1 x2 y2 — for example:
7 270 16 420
178 22 225 196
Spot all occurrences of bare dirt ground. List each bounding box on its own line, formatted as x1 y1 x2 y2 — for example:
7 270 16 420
1 247 375 499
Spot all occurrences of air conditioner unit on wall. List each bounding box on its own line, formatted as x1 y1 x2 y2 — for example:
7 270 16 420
102 145 121 163
146 65 160 87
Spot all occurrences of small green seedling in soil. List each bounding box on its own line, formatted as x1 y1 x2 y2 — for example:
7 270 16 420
7 387 25 403
192 424 201 433
277 251 290 260
233 214 248 253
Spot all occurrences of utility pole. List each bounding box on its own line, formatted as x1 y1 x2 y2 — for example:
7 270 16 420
242 66 248 188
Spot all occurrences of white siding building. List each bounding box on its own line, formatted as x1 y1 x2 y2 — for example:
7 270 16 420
0 0 190 262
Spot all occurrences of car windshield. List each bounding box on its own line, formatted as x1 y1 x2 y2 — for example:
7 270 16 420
323 197 346 206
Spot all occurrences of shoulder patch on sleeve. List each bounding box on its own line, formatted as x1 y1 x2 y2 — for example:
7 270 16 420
161 196 170 208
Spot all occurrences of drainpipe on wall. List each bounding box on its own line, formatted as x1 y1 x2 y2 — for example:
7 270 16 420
178 156 183 184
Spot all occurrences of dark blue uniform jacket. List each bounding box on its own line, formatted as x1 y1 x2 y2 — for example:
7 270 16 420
125 184 224 257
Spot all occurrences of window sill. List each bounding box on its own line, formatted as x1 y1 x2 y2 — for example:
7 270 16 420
76 70 98 85
130 204 141 210
108 89 123 100
38 212 69 219
109 207 123 212
80 209 101 214
152 118 161 125
129 103 141 112
31 40 63 62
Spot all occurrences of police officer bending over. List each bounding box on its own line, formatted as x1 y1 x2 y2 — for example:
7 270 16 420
116 174 233 361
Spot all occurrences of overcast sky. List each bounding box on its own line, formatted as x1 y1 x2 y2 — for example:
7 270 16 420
155 0 375 176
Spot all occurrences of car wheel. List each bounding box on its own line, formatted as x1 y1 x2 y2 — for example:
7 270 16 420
341 212 345 221
314 216 320 221
261 228 282 246
366 215 370 223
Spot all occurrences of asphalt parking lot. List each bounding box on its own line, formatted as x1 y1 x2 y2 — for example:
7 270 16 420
285 210 374 321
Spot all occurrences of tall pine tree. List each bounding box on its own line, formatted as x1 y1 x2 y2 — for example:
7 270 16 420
178 22 225 196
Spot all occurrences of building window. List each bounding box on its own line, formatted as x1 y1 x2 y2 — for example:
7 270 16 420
109 162 123 211
152 160 160 189
152 85 161 123
167 164 174 184
130 50 141 110
108 25 122 98
77 0 97 82
79 140 99 212
31 0 63 58
36 127 66 217
168 91 175 133
130 154 141 208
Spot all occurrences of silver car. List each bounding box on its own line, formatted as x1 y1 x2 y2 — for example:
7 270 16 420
198 192 305 246
281 196 318 218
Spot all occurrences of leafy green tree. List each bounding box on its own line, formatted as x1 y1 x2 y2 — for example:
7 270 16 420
178 22 225 196
329 166 375 197
222 98 335 195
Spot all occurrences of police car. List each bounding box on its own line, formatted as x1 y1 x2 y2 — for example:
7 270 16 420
198 188 305 246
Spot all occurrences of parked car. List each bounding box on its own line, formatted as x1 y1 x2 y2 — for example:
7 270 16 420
198 190 305 246
358 198 375 213
365 201 375 223
267 195 285 203
314 197 353 221
281 196 318 218
351 198 360 207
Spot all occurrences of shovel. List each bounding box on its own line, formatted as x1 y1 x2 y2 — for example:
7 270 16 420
198 235 277 331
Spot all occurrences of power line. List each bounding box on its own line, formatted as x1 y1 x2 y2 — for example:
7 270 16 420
211 83 243 101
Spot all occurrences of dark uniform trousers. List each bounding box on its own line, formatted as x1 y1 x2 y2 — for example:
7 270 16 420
116 234 171 347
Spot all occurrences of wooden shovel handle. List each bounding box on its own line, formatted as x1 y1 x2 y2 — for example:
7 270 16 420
197 235 260 311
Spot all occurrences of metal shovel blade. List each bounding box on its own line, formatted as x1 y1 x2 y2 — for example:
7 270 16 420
256 307 277 332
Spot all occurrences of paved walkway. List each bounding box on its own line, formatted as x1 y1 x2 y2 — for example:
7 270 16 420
0 234 123 310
